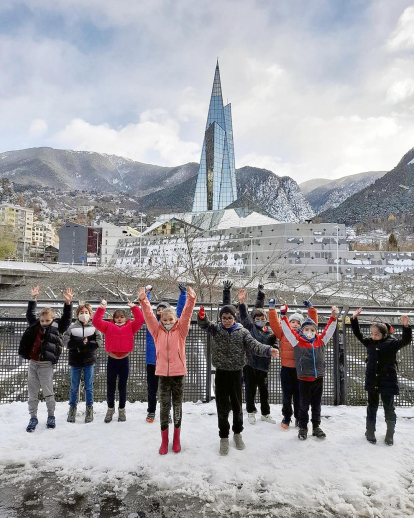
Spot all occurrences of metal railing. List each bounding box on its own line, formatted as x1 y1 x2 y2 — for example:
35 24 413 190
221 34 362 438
0 303 413 406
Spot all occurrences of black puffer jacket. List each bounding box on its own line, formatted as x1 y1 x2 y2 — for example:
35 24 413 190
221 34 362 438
19 300 73 365
64 320 103 367
238 303 277 372
351 317 412 395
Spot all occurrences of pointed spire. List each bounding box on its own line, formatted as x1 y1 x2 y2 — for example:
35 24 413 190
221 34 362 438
211 60 222 97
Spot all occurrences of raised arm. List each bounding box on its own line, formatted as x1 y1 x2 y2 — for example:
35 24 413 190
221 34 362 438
238 289 253 330
58 299 73 334
280 305 299 347
350 307 371 346
176 284 187 318
197 306 219 334
255 284 265 309
26 286 40 325
130 305 145 334
268 299 282 339
222 280 232 306
320 306 338 345
91 300 109 334
139 290 160 339
395 315 412 351
178 286 196 338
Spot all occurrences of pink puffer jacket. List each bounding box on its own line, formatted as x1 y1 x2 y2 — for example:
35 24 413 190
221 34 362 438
92 306 144 353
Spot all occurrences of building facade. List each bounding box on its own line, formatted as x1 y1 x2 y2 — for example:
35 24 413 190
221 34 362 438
192 62 237 212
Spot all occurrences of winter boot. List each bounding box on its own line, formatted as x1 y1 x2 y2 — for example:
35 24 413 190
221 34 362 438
366 417 376 444
146 412 155 423
247 412 256 425
159 428 169 455
118 407 126 422
46 416 56 429
312 425 326 439
219 438 229 456
172 426 181 453
233 433 245 450
85 405 94 423
104 406 115 423
298 428 308 440
281 417 290 429
26 417 38 433
295 418 299 428
385 420 395 446
261 414 276 424
67 406 77 423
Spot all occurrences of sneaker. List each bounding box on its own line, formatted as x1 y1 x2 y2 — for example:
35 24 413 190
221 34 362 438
26 417 38 433
233 433 245 450
312 426 326 439
365 430 377 444
281 417 290 429
118 408 126 422
146 412 155 423
104 407 115 423
219 438 229 456
85 405 94 423
261 414 276 424
298 428 307 440
67 406 77 423
247 412 256 425
46 416 56 429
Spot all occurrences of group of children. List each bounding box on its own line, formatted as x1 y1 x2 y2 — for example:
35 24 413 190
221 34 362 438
18 282 411 454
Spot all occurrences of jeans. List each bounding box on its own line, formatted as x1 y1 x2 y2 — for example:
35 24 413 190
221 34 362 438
107 356 129 409
215 369 243 438
280 366 300 423
146 363 159 414
367 391 396 430
298 377 323 429
69 365 94 407
243 365 270 415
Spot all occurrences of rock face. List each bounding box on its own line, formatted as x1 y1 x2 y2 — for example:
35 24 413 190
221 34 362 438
303 171 387 214
319 148 414 225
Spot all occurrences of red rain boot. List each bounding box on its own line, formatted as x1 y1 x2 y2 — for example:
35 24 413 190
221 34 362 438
172 426 181 453
159 428 169 455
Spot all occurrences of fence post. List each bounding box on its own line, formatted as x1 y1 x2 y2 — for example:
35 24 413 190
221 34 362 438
333 323 340 406
206 333 212 402
341 306 350 405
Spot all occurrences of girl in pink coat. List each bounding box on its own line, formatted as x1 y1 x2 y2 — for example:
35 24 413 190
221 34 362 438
138 285 196 455
92 298 144 423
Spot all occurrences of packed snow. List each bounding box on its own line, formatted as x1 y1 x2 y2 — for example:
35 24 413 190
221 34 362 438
1 401 414 516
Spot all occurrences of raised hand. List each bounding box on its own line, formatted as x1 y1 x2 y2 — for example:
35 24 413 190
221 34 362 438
63 288 74 304
352 307 363 319
270 348 279 359
400 315 409 327
280 304 288 316
238 289 247 303
199 305 205 319
268 298 276 309
187 286 196 298
145 284 153 294
223 280 233 290
331 305 339 319
138 287 146 300
303 300 313 308
100 299 107 309
258 284 264 291
127 301 135 308
31 286 40 300
178 283 187 293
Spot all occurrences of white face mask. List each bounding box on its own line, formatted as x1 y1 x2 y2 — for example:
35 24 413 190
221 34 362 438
303 330 316 339
78 313 90 323
164 324 174 330
115 322 126 327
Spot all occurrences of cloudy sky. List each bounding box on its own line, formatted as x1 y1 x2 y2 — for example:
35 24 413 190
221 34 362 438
2 0 414 183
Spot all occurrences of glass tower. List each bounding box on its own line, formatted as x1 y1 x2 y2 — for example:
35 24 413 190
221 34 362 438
192 62 237 211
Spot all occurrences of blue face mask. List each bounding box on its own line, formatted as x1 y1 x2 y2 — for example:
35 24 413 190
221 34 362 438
255 321 266 327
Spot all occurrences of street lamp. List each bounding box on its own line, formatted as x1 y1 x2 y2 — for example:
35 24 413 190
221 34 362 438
249 234 254 277
333 225 340 282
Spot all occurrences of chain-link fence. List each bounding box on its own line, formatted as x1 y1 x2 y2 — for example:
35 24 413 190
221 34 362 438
0 304 413 407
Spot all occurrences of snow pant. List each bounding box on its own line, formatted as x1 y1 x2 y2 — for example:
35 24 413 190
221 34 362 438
69 365 94 407
146 363 159 414
158 375 185 431
107 356 129 409
215 369 243 438
28 360 55 417
298 377 323 429
243 365 270 416
366 391 396 431
280 366 300 423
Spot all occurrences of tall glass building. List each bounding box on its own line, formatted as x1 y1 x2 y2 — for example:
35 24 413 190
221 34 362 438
192 62 237 212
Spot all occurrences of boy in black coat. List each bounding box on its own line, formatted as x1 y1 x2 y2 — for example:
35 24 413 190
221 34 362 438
351 308 411 445
19 286 73 432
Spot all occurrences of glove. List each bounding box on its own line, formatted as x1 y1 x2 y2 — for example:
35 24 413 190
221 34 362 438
145 284 153 292
280 304 288 316
223 280 233 290
303 300 313 308
178 283 187 293
268 298 276 308
199 306 205 319
258 284 264 291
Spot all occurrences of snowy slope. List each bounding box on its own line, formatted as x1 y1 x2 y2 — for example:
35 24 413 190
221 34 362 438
1 402 414 517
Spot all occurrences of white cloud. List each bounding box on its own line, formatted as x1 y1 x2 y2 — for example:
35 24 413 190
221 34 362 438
28 118 48 137
386 6 414 51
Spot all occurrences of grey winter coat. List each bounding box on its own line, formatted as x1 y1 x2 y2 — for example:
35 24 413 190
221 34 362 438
197 314 271 371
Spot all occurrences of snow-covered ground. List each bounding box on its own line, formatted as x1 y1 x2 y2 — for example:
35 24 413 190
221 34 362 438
1 402 414 517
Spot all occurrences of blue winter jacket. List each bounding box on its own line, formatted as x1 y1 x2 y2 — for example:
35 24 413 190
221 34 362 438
145 289 187 365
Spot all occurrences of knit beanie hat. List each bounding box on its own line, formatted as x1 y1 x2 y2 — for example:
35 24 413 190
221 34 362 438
289 311 305 325
301 317 318 331
156 301 171 311
219 305 237 318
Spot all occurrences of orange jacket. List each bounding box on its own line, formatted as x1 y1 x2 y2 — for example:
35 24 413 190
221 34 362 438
140 293 196 376
269 307 318 368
